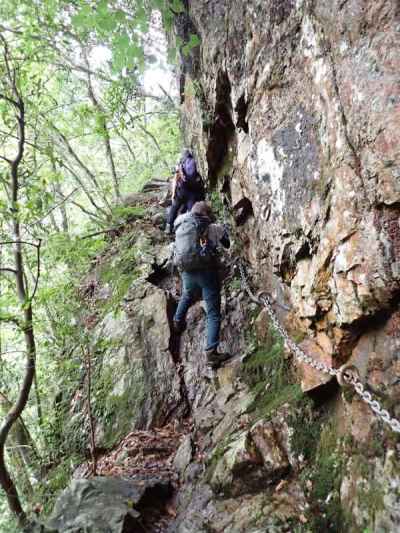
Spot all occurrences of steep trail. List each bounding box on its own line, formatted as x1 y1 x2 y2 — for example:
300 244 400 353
47 176 400 531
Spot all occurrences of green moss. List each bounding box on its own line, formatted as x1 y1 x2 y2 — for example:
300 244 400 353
313 426 338 494
292 329 307 344
95 232 140 314
252 383 303 419
304 423 348 532
111 204 146 224
241 325 303 419
215 146 235 182
185 79 212 129
209 190 225 219
350 452 386 525
227 276 241 292
205 432 235 479
360 480 385 516
93 356 145 448
241 325 285 388
288 396 321 462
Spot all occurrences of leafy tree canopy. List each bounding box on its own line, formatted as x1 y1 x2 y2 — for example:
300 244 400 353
0 0 185 529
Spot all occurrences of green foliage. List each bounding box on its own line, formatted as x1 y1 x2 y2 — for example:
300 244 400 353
287 396 321 463
182 34 201 57
0 498 18 533
227 276 241 292
92 358 144 448
0 0 184 525
69 0 189 73
95 232 139 314
209 190 225 220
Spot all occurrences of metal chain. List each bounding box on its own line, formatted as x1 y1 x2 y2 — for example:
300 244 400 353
237 261 400 434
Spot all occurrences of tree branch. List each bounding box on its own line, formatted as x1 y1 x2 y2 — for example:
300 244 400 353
57 161 110 219
33 188 78 225
29 239 41 302
0 267 17 276
0 93 18 107
0 154 13 165
0 240 38 248
136 123 170 170
81 224 125 240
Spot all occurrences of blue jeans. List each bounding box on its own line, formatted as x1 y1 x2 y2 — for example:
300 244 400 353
174 270 221 351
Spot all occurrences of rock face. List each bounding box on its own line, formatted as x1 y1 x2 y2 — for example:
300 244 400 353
172 0 400 530
184 0 400 338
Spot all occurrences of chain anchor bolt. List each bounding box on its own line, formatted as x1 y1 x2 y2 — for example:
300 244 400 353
256 290 271 304
337 364 360 387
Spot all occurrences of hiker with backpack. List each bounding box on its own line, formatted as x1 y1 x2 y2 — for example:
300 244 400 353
165 150 205 234
172 201 232 369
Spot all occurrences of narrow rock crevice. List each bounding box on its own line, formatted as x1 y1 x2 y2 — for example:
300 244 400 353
232 197 253 226
206 71 235 186
146 262 170 288
308 377 340 407
135 481 175 532
235 94 249 133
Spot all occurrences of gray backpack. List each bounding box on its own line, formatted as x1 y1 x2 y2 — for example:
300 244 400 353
173 214 216 271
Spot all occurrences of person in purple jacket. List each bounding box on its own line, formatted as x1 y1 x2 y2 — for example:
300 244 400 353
165 150 205 234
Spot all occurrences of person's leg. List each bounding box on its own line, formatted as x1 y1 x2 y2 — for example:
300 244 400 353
186 192 197 212
174 272 197 324
199 271 221 351
167 196 183 228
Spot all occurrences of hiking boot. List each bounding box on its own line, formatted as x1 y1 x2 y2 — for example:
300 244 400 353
205 348 232 369
173 319 186 334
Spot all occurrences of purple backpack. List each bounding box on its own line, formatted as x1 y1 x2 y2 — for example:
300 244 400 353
182 154 197 178
179 152 204 193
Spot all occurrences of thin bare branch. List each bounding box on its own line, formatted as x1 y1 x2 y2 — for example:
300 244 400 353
82 49 121 200
0 241 38 248
136 123 170 170
81 224 125 240
33 188 78 225
0 154 13 165
0 93 18 107
29 239 41 302
57 161 109 218
0 268 17 275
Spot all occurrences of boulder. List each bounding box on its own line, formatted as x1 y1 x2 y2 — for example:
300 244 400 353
209 423 290 497
47 476 172 533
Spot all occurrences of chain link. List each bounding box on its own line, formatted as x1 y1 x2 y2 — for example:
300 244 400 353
237 261 400 434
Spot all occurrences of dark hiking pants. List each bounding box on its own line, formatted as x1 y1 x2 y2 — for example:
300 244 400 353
167 189 204 227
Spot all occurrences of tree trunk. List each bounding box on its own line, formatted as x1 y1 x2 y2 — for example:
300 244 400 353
0 40 37 527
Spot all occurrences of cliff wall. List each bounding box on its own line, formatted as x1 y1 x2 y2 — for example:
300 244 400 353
174 0 400 530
